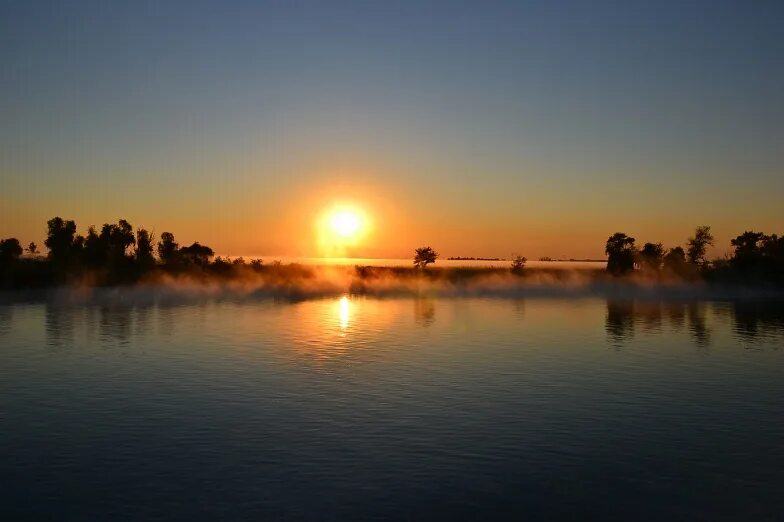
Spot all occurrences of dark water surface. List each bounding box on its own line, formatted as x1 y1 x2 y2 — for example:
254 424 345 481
2 296 784 520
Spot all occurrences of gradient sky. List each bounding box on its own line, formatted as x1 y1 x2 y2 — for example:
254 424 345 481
2 0 783 259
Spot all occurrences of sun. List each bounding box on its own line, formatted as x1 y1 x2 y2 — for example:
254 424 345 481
316 203 371 257
330 210 361 238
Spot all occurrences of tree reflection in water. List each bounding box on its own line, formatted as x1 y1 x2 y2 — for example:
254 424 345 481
605 298 784 348
414 297 436 327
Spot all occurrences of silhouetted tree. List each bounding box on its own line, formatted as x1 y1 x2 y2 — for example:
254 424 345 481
687 226 714 266
157 232 179 265
82 226 106 267
82 220 135 280
0 238 27 287
0 238 23 287
637 242 664 272
135 229 155 271
26 242 38 255
761 235 784 280
761 235 784 265
45 217 77 265
101 220 135 263
180 242 214 266
510 255 527 275
663 246 688 275
414 246 438 269
605 233 636 275
729 231 784 278
730 231 766 272
72 234 85 257
211 256 232 273
250 258 263 271
0 238 23 265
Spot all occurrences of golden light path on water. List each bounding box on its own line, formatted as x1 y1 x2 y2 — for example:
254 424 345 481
338 295 351 331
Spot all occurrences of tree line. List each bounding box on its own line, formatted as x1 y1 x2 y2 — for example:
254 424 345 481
0 216 264 288
604 225 784 282
2 217 783 288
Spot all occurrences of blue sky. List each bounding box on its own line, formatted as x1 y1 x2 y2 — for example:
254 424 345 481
2 1 782 257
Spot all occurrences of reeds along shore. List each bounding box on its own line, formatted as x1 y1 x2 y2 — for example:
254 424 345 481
0 218 783 289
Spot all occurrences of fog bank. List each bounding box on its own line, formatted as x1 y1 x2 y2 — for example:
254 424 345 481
2 266 783 306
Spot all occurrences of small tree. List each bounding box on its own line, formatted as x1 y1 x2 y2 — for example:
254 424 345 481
687 226 714 266
510 255 527 275
414 246 438 269
605 232 636 275
26 242 38 255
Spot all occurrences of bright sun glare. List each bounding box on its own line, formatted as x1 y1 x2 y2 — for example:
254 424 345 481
316 203 371 257
330 211 361 238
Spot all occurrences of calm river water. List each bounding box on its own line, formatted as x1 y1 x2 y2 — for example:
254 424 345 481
2 295 783 520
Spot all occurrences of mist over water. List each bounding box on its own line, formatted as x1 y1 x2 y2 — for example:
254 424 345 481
2 294 784 520
3 262 783 308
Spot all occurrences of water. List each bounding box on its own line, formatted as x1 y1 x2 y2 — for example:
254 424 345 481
2 295 784 520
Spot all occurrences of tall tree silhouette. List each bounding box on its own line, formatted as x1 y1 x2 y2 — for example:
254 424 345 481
45 217 77 265
605 233 636 275
135 229 155 270
102 220 135 262
157 232 179 265
82 226 106 267
687 226 714 266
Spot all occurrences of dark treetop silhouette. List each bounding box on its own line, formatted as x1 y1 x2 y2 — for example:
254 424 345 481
414 246 439 269
604 233 636 275
603 225 784 284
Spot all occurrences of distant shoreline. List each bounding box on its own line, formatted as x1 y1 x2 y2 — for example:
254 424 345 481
538 257 605 263
2 218 782 292
447 256 505 261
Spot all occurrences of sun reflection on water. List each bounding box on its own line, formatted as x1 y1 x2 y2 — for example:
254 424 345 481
338 295 351 331
285 296 405 360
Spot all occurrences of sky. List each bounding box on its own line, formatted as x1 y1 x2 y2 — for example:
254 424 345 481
1 0 783 259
